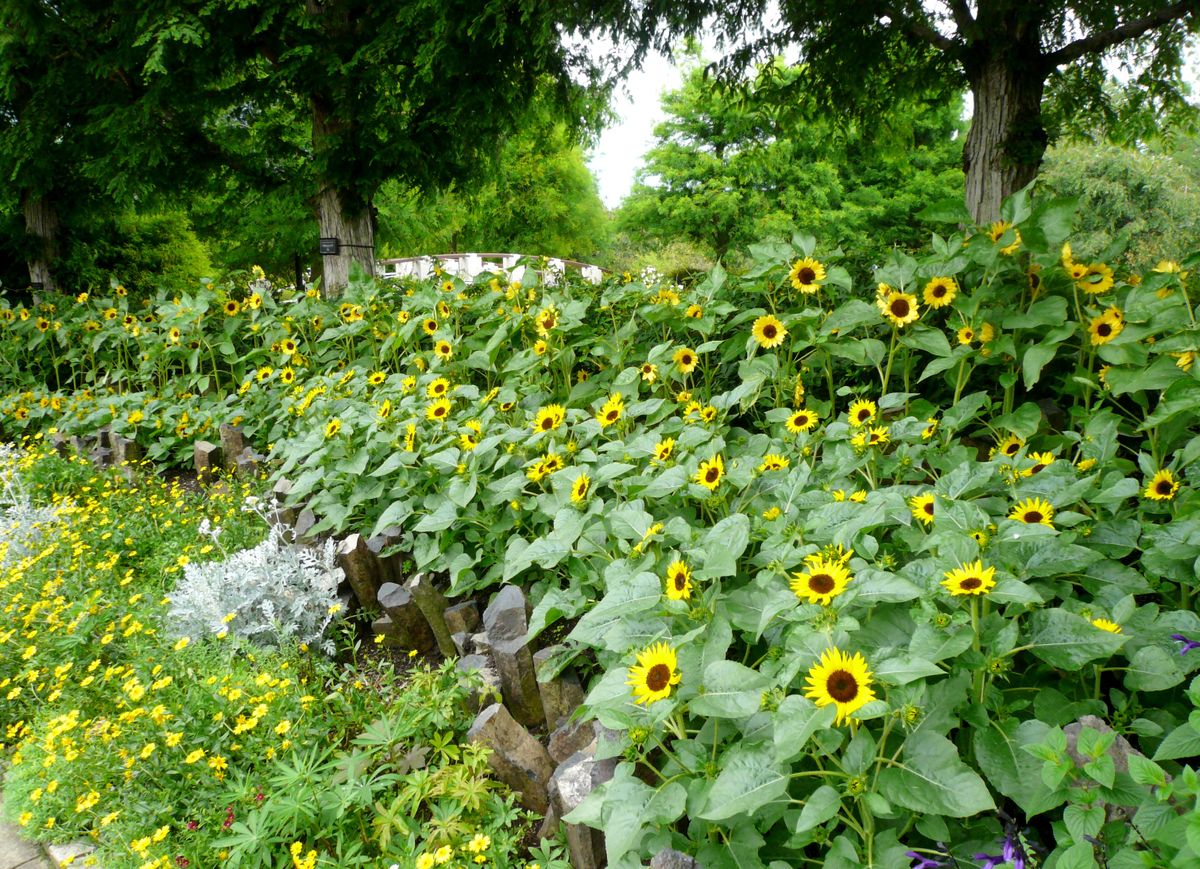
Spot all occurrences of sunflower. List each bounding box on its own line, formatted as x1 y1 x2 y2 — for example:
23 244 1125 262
789 257 827 293
397 310 411 324
804 648 875 726
532 405 566 434
664 561 693 601
1009 497 1054 526
377 399 392 421
280 367 295 385
426 398 452 423
324 418 342 439
699 405 717 423
922 277 958 309
790 554 852 606
571 473 590 504
987 221 1021 255
993 434 1024 459
434 340 453 360
223 300 240 316
752 315 788 349
922 417 939 440
909 493 935 526
256 366 274 383
437 300 452 319
1024 451 1055 475
847 398 877 428
533 340 548 356
368 371 387 386
881 291 920 327
422 318 439 335
536 306 559 336
640 362 658 383
627 642 681 706
758 454 790 472
439 279 455 294
957 325 975 346
694 454 725 491
1143 469 1179 501
1088 310 1123 346
595 394 624 429
941 560 996 596
653 438 675 463
786 408 819 434
1092 618 1122 634
1076 263 1114 295
674 347 698 374
426 377 450 399
850 426 890 449
686 304 703 319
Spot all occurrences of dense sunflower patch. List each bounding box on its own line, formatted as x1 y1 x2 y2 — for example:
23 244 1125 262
4 198 1200 867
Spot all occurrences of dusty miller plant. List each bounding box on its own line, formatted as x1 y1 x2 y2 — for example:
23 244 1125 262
0 444 63 571
167 496 344 653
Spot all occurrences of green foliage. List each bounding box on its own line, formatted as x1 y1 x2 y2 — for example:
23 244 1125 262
616 56 964 276
377 111 610 262
6 197 1200 867
1038 140 1200 267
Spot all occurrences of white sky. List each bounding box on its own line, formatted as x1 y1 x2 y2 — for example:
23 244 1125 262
587 36 1200 211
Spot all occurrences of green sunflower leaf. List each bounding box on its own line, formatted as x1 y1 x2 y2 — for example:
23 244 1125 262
698 745 789 820
877 731 996 818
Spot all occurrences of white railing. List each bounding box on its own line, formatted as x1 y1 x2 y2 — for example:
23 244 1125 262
376 252 606 286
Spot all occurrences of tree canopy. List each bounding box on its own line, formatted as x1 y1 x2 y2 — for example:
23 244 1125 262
577 0 1199 222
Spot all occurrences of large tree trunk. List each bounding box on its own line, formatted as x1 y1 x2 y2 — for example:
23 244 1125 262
963 54 1047 225
315 181 375 298
21 190 59 291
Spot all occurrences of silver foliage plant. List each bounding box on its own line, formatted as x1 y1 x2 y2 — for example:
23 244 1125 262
0 444 64 572
167 496 345 654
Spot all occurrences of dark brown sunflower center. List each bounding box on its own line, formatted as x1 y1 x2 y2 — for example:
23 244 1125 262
825 670 859 702
1097 323 1112 337
434 407 446 417
960 576 982 590
1024 511 1043 523
808 573 835 594
1004 444 1019 456
763 324 778 339
856 409 871 422
543 315 556 329
932 284 947 298
1157 480 1174 494
541 418 554 430
645 664 671 692
605 410 619 422
673 574 687 591
869 433 882 444
923 503 934 516
1031 463 1047 474
798 267 816 284
891 299 910 317
682 354 694 365
705 467 720 483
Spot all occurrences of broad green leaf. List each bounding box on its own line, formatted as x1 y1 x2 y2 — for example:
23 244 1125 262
774 696 837 764
973 719 1063 817
689 660 770 718
795 785 841 833
698 745 789 820
1021 343 1059 389
1028 609 1127 668
877 731 996 817
1124 644 1185 692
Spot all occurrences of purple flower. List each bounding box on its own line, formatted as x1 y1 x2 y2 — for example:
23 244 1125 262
974 854 1004 869
1171 634 1200 655
1002 836 1027 869
905 851 949 869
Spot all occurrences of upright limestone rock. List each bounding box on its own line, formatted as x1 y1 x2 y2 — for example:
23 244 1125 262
406 573 456 657
467 703 555 814
483 585 544 728
194 441 222 477
376 582 436 653
271 477 297 526
445 601 481 637
336 533 381 609
550 743 616 869
218 423 247 472
534 645 585 731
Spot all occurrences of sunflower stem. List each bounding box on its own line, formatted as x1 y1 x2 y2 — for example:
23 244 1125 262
881 328 898 395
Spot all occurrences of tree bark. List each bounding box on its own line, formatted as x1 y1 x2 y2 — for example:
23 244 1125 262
21 190 59 291
311 107 375 297
963 54 1047 225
